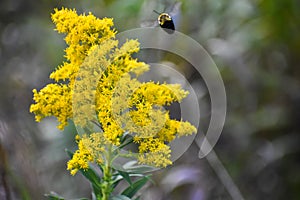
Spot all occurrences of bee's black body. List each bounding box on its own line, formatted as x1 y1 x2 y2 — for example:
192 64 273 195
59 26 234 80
158 13 175 33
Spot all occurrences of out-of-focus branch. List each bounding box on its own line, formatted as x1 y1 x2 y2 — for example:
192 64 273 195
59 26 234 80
0 142 10 200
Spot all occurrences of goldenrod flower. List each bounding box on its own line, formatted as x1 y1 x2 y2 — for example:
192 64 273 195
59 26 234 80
30 7 116 130
30 84 72 130
30 8 197 175
67 133 107 175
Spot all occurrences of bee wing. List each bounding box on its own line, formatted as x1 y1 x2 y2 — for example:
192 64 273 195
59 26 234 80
140 20 159 28
169 2 182 17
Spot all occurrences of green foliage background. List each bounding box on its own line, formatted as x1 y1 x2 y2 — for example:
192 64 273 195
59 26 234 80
0 0 299 199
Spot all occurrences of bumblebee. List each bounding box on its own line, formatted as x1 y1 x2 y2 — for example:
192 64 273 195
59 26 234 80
141 2 181 34
156 12 175 31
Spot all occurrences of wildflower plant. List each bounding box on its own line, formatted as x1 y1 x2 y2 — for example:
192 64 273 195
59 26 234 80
30 8 196 200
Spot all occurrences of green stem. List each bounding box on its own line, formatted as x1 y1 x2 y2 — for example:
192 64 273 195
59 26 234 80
101 144 114 200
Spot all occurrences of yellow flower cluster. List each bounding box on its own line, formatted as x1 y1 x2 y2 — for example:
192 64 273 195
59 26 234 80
50 8 115 85
30 8 197 174
67 133 107 175
137 138 172 167
30 7 116 130
30 84 72 130
94 39 149 145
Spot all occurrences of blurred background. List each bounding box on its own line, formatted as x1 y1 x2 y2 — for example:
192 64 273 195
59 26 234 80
0 0 300 199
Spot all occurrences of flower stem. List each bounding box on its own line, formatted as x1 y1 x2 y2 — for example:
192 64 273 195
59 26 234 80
101 144 113 200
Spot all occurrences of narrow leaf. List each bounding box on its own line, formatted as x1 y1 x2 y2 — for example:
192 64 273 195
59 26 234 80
110 195 132 200
45 192 64 200
118 137 133 150
121 176 151 198
118 170 132 185
112 174 123 187
124 165 156 174
122 160 156 174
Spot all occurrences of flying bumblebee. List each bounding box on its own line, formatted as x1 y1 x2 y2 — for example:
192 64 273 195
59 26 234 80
141 2 181 34
155 11 175 32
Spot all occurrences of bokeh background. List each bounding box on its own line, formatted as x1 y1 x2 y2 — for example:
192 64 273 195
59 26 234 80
0 0 300 199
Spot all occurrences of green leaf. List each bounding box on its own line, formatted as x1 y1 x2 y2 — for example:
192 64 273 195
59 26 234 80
112 173 146 189
122 161 155 174
45 192 64 200
117 170 132 185
120 131 130 143
121 176 151 198
118 136 133 149
112 174 123 188
45 191 90 200
110 195 132 200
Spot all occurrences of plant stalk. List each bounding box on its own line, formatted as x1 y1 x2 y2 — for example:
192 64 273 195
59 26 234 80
101 144 113 200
